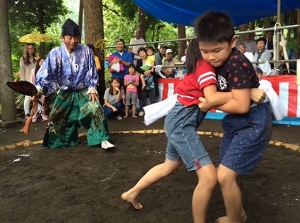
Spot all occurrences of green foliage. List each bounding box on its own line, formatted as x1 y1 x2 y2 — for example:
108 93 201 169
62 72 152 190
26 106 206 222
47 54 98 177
8 0 69 75
102 0 193 59
110 0 137 20
9 0 69 31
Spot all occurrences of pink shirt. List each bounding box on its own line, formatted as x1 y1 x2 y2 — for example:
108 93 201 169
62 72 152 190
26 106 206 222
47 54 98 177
124 74 139 93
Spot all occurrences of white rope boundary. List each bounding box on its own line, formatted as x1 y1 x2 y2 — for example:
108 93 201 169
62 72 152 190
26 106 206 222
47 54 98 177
0 129 299 152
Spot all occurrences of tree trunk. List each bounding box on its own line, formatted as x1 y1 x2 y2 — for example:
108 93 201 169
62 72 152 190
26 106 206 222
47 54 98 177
177 25 186 60
238 24 248 42
0 0 16 121
78 0 83 43
263 17 272 29
38 4 46 58
138 7 146 41
83 0 105 104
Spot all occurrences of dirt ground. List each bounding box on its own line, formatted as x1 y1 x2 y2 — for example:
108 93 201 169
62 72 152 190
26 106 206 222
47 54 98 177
0 116 299 223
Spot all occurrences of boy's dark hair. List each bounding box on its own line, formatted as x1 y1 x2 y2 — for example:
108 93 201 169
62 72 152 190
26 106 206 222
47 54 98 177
186 38 203 75
195 11 235 44
256 37 267 45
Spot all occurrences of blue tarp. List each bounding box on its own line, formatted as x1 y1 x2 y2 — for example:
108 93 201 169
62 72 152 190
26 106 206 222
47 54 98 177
133 0 300 26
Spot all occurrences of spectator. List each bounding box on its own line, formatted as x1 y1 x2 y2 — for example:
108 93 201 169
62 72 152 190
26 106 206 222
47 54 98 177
123 64 139 118
255 67 286 120
30 57 48 122
108 39 134 89
265 30 274 51
87 44 101 71
19 43 37 119
136 47 157 117
279 46 298 74
35 18 114 150
253 37 273 75
103 77 124 120
87 44 105 104
154 44 167 66
161 49 179 78
237 42 254 62
129 30 146 65
242 33 257 54
140 46 155 89
180 48 187 62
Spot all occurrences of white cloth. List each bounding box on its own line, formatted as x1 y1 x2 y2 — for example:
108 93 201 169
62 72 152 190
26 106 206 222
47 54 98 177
154 65 167 78
144 94 178 126
259 61 276 76
259 79 286 120
180 55 186 62
244 52 253 62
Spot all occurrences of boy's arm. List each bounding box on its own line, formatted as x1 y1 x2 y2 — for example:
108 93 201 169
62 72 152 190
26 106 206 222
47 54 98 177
202 85 232 107
250 88 266 103
214 89 251 114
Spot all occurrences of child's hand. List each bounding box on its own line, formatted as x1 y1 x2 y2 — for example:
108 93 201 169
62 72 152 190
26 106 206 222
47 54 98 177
112 106 118 112
198 97 211 112
250 88 266 103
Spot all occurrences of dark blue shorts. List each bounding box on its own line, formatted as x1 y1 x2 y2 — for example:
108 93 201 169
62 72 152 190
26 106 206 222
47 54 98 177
219 103 272 175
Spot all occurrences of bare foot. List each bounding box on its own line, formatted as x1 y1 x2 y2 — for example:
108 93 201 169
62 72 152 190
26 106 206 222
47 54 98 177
142 85 146 90
123 115 128 119
215 215 247 223
132 115 137 118
121 191 143 210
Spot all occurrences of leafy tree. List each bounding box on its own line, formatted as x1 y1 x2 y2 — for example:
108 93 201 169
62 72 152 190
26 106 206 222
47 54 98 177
8 0 69 58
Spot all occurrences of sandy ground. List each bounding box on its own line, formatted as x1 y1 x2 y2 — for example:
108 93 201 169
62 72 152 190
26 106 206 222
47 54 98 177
0 117 299 223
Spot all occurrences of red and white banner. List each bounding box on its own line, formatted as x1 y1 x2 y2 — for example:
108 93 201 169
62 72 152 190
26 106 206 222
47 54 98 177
157 75 300 118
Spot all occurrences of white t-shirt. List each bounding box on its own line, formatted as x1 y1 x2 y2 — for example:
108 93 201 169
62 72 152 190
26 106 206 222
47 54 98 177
129 38 146 59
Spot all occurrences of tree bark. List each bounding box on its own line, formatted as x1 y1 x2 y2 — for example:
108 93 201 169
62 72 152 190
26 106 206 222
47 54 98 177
0 0 16 121
78 0 83 43
238 24 248 42
177 25 186 60
138 7 146 41
83 0 105 104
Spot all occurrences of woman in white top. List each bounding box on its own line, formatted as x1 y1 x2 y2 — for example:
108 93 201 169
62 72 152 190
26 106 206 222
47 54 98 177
19 43 37 118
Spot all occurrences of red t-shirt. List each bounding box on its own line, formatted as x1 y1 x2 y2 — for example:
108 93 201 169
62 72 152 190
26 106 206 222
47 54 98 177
175 60 217 106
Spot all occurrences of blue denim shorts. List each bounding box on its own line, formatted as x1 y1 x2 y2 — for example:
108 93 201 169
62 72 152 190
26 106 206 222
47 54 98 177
219 103 272 175
164 102 211 171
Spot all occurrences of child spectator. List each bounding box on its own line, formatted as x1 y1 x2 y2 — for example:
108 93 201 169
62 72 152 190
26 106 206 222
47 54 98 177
103 78 124 120
123 64 139 118
146 46 155 72
196 11 272 223
255 67 286 120
136 47 158 117
31 57 48 122
140 46 155 89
